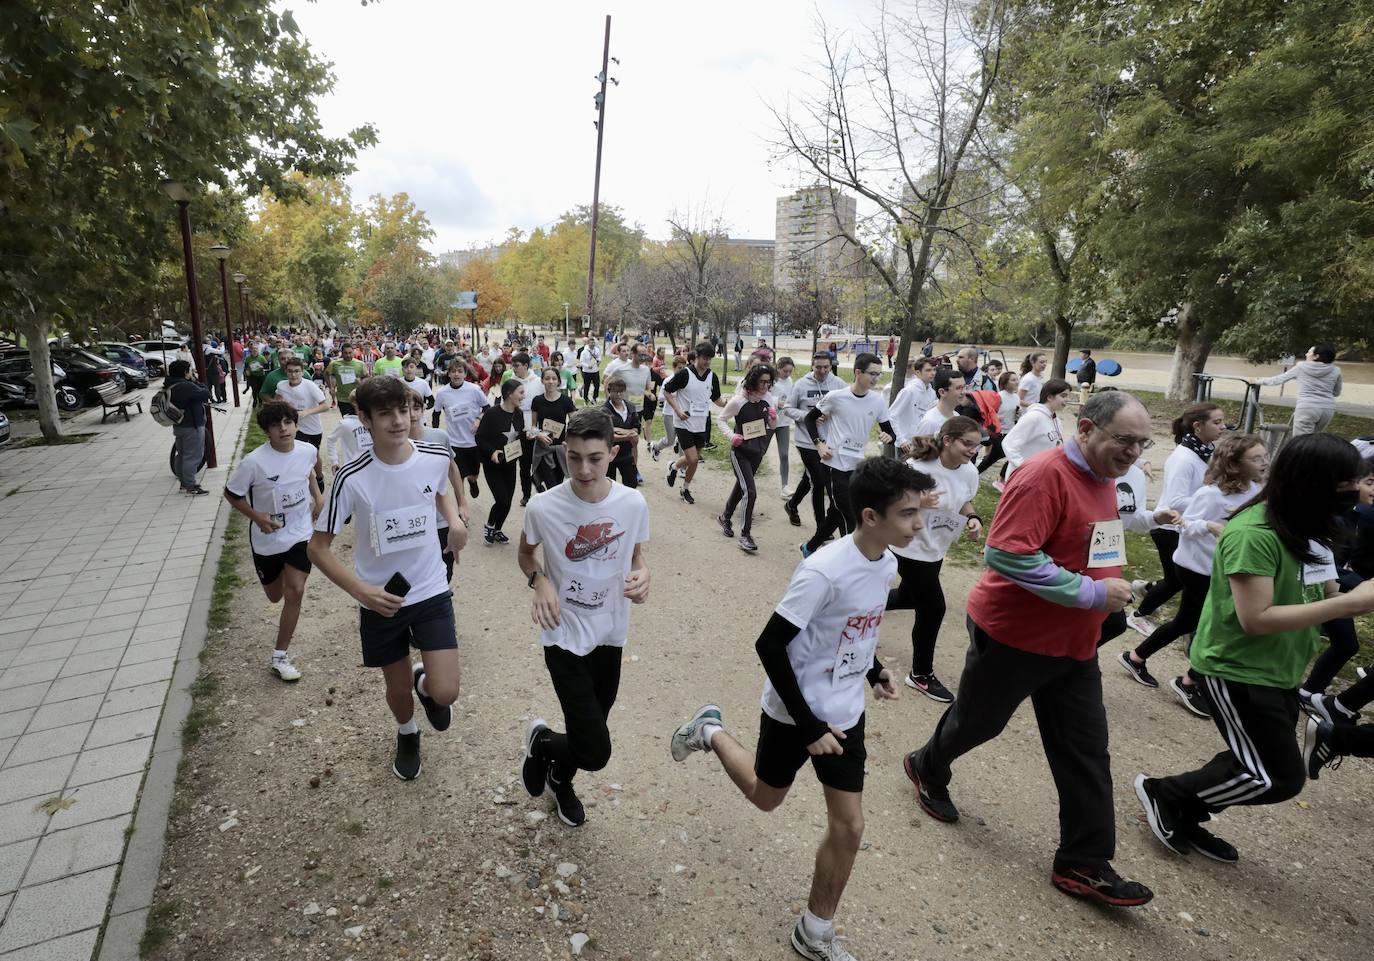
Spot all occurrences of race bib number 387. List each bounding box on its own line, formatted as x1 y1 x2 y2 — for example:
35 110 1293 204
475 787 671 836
370 504 431 556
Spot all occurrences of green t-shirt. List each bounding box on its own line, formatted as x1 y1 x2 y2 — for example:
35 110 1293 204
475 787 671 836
558 368 578 394
374 357 404 379
327 359 367 402
260 367 288 399
1189 504 1324 689
244 354 268 377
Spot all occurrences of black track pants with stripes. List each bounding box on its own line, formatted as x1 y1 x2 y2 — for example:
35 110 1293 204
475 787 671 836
724 443 764 537
1153 675 1306 820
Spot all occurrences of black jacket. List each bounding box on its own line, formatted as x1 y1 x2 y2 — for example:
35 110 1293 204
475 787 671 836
167 376 210 428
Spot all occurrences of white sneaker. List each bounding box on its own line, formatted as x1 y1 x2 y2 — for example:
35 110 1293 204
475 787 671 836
1129 579 1151 599
271 654 302 682
791 919 857 961
670 704 722 761
780 485 793 498
1125 614 1158 638
1359 667 1368 680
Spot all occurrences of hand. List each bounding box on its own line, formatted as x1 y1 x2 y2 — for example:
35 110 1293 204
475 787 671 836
1152 508 1181 526
872 669 899 700
311 498 324 521
1102 578 1134 611
1140 461 1155 480
530 578 561 629
1206 520 1226 537
492 451 502 463
878 431 893 445
354 583 404 617
920 489 941 509
731 433 744 448
458 502 470 525
807 726 847 756
623 568 651 603
964 516 983 539
816 441 833 461
253 512 282 535
445 523 468 555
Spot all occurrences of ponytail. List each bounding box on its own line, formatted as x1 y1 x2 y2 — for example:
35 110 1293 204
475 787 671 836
1172 402 1221 444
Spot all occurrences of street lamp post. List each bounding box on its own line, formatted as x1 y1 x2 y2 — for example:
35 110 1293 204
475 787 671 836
562 302 570 339
209 244 241 407
161 179 217 469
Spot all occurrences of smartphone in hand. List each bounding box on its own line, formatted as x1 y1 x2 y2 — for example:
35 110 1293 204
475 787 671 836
384 572 411 598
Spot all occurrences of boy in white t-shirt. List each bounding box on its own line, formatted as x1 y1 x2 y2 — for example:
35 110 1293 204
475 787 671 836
671 456 934 961
224 400 323 682
401 358 433 407
275 356 330 493
518 408 651 827
309 377 466 781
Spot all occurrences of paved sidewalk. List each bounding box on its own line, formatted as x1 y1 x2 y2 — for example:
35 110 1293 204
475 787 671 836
0 394 249 961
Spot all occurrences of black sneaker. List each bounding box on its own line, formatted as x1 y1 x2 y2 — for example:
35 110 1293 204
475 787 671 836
738 535 758 553
483 525 496 545
1306 692 1361 726
492 530 510 544
519 494 529 507
392 730 421 781
1182 822 1239 863
665 463 678 488
1118 651 1159 688
680 487 695 505
547 770 586 827
784 501 802 527
703 442 718 452
468 478 480 499
903 751 958 823
905 672 954 703
521 719 551 797
1170 676 1211 718
1133 774 1189 855
1050 863 1152 907
716 513 734 538
1304 717 1339 780
411 663 451 732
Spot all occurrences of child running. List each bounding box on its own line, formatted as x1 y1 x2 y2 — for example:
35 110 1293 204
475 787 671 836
663 344 725 505
434 358 490 500
475 378 525 545
715 363 777 554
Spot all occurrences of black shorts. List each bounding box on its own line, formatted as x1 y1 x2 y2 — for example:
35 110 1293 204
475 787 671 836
641 399 657 420
453 446 481 478
755 711 867 793
358 591 457 668
252 540 312 586
338 401 356 416
297 431 322 449
676 427 708 451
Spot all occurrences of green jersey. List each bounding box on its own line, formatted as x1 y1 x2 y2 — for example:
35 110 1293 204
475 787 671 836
244 354 268 377
260 367 288 399
327 359 367 402
373 356 404 379
1189 504 1325 689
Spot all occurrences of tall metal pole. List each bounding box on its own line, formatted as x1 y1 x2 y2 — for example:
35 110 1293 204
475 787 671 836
216 258 241 407
175 201 217 468
584 14 612 334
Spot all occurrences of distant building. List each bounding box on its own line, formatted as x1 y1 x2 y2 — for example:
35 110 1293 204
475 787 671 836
437 244 507 271
773 186 860 288
719 237 775 280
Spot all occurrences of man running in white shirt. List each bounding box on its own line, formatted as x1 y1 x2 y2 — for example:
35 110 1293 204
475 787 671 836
275 356 330 493
887 356 939 446
327 409 373 470
507 352 543 506
662 343 726 505
784 351 847 529
911 369 964 439
577 336 602 404
434 359 491 500
402 358 433 407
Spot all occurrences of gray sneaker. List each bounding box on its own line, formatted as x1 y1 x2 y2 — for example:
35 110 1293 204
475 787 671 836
670 704 722 762
790 919 858 961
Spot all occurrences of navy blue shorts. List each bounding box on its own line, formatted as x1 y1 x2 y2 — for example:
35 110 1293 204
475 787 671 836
358 591 456 668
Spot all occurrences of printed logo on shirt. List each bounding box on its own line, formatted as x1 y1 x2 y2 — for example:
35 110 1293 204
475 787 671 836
840 609 884 644
564 519 626 562
421 484 433 495
1116 481 1137 514
266 475 279 482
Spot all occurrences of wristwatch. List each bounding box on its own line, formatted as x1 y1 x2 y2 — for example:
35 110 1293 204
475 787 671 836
528 569 545 589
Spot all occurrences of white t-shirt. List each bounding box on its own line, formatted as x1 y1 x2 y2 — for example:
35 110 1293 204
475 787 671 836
402 377 432 404
913 406 950 438
522 480 650 656
664 366 720 433
815 388 889 472
1154 443 1209 532
315 440 452 607
511 371 542 420
327 414 373 467
226 441 319 556
762 534 897 730
276 379 327 435
1115 463 1156 535
615 363 652 406
577 344 601 372
419 427 455 531
1019 371 1044 406
1304 540 1338 587
1002 404 1063 477
603 357 628 382
894 458 978 561
772 376 795 427
786 372 847 449
887 379 938 444
1173 482 1261 576
435 381 489 449
996 390 1019 431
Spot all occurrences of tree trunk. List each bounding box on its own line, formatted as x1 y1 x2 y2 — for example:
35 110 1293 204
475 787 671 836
22 319 62 442
1166 302 1212 402
1051 314 1072 380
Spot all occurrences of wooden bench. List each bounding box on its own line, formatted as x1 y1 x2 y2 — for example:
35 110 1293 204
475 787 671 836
100 398 143 423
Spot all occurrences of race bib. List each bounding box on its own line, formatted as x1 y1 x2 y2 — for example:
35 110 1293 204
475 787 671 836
831 609 882 688
385 367 402 378
543 420 565 439
689 400 709 417
1086 519 1125 568
370 504 431 556
273 483 309 516
503 438 523 463
562 572 619 613
742 419 767 440
339 370 356 385
840 436 865 457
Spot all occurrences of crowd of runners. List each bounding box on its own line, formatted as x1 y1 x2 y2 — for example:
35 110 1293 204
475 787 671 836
189 324 1374 961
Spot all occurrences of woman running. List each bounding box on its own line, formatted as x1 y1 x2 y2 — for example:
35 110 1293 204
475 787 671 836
1018 352 1048 407
1135 434 1374 864
483 359 509 401
1001 377 1070 478
1119 435 1267 718
552 351 579 397
530 367 577 490
977 369 1020 481
887 415 983 702
1127 402 1226 637
475 378 525 545
715 363 776 554
771 356 796 497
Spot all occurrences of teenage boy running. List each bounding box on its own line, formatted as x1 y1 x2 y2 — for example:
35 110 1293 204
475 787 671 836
407 395 470 583
671 456 932 961
275 357 330 493
328 343 368 415
518 408 651 826
309 377 465 780
434 359 490 500
225 400 323 682
402 358 433 407
663 343 726 505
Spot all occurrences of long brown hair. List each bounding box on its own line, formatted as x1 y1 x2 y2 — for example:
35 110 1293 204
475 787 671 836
1172 402 1221 443
1203 434 1263 494
909 415 981 461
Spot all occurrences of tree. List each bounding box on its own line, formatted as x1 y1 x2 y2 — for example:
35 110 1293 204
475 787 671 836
453 258 513 338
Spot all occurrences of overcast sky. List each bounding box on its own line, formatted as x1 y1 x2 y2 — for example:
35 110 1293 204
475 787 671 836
291 0 870 253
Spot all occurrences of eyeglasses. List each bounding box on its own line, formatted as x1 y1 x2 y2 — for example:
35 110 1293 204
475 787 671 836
1107 431 1155 450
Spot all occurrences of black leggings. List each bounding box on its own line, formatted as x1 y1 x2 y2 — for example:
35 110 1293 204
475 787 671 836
482 461 517 530
725 444 765 537
519 437 534 499
886 555 945 675
608 458 639 488
581 370 600 403
1304 618 1359 694
788 446 831 529
805 466 855 553
1137 528 1182 617
1134 565 1210 662
976 433 1005 474
537 644 623 783
437 526 454 582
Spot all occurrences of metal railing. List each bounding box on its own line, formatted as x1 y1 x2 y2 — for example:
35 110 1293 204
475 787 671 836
1192 374 1291 453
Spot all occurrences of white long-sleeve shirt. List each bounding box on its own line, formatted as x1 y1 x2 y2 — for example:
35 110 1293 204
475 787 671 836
887 379 937 445
1153 443 1209 532
1002 403 1063 477
326 414 373 467
1172 482 1260 575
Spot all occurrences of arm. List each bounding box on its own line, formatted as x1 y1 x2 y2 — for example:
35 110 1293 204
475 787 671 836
877 417 894 445
623 542 650 603
984 546 1108 609
1179 487 1224 538
1231 574 1374 635
1258 367 1299 387
447 458 468 524
306 531 403 616
435 489 465 554
224 490 279 535
716 394 746 439
753 612 830 746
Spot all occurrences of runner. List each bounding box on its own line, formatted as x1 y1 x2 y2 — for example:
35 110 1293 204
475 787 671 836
886 416 983 703
224 400 323 682
1001 378 1070 478
577 336 602 404
783 351 846 529
1136 434 1374 861
887 356 939 447
274 357 329 494
671 456 931 961
308 376 464 780
1119 435 1267 717
714 364 776 554
402 358 433 407
506 353 543 506
600 376 642 489
373 343 404 379
904 391 1155 907
1126 402 1226 636
326 407 374 471
801 353 895 556
531 366 578 490
407 395 469 583
771 356 796 497
434 358 490 501
662 344 725 506
976 370 1021 481
474 378 525 545
1018 352 1048 407
649 355 688 461
518 408 651 827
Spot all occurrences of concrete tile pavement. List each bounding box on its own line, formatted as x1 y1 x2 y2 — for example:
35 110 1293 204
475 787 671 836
0 392 249 960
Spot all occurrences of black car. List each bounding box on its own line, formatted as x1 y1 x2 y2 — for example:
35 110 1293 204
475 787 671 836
0 353 86 411
48 347 129 401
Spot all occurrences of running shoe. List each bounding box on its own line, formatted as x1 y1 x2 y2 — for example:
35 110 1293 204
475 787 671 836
1050 863 1153 907
1129 579 1152 600
680 487 695 505
184 485 210 496
412 663 452 732
393 730 421 781
903 751 958 823
665 463 678 487
1359 666 1368 680
636 471 643 485
790 920 857 961
1182 822 1238 863
519 494 529 507
670 704 722 761
522 718 551 796
1303 717 1339 780
468 478 480 499
1305 692 1361 726
1133 774 1189 856
784 501 802 527
271 653 302 682
1125 613 1157 638
547 770 586 827
780 485 793 498
716 513 734 538
492 530 510 544
483 525 496 545
650 445 660 462
799 542 813 559
904 672 954 703
1169 676 1211 718
739 535 758 553
703 442 718 452
1117 651 1158 688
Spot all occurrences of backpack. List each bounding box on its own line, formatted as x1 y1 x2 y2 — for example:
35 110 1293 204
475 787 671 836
151 383 185 427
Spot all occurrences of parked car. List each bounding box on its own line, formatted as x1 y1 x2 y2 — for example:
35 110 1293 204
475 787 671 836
0 409 10 446
127 339 184 375
41 348 125 405
0 354 85 411
97 342 149 373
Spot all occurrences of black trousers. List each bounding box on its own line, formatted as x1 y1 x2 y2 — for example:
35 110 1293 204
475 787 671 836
913 618 1116 868
537 644 623 783
976 433 1005 474
1137 529 1182 617
788 446 831 529
1153 676 1305 821
1335 665 1374 712
725 445 765 537
436 526 454 582
581 369 600 403
482 461 517 530
1134 565 1210 662
1329 721 1374 758
805 466 855 553
885 556 945 676
608 458 638 488
519 437 535 500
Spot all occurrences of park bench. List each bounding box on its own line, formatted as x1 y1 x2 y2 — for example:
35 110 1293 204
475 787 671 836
100 397 143 423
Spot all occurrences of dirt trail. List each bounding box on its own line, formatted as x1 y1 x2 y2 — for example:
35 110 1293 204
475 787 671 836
150 413 1371 961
